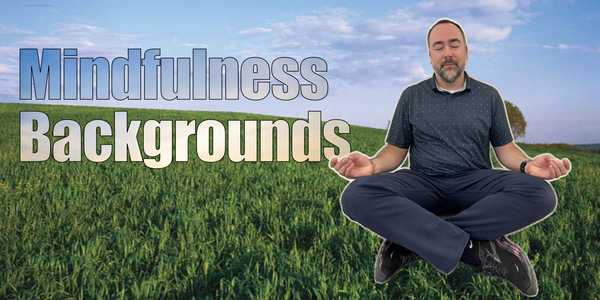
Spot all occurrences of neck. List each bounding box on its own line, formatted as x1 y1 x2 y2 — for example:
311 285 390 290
435 72 465 91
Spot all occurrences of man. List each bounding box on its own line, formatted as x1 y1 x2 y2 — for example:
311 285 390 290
329 18 571 297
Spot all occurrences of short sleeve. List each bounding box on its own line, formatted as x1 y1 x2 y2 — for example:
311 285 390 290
490 90 514 147
385 89 412 148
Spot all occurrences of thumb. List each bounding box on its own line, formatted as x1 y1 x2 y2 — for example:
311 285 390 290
563 158 571 170
329 157 338 168
541 154 552 164
349 152 363 162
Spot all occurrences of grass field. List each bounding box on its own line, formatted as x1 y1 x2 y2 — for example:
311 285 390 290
1 103 599 299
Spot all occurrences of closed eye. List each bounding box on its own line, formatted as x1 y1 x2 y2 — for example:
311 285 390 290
450 40 462 48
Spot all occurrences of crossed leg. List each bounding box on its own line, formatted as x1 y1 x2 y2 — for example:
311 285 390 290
441 169 557 240
340 168 557 274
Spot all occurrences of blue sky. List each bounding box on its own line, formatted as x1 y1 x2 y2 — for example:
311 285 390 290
1 0 599 144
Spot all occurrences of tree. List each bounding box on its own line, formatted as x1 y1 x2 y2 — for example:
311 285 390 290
504 100 527 140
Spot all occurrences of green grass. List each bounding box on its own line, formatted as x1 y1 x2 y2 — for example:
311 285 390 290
1 103 599 299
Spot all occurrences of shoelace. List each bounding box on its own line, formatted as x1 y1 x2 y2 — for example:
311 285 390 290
481 243 508 278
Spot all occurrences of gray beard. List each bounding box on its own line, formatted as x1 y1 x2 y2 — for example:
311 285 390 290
439 65 463 83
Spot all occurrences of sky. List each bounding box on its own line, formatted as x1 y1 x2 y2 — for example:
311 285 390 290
1 0 599 144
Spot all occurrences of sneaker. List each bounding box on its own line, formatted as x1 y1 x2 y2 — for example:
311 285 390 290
472 236 539 297
374 239 418 284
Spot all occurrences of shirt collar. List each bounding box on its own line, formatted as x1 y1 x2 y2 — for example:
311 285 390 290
429 71 471 94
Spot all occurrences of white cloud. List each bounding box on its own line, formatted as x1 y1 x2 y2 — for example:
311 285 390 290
290 10 354 35
0 63 16 74
542 43 600 53
181 42 208 48
467 25 512 42
0 23 144 99
543 43 576 50
418 0 518 14
55 23 105 35
364 9 428 37
415 0 531 44
234 1 531 85
0 24 34 35
17 23 143 57
239 27 272 35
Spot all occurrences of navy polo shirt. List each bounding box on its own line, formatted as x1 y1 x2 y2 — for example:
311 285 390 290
385 72 514 176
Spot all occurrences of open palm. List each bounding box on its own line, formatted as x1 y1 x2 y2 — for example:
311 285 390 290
329 152 374 179
526 154 571 180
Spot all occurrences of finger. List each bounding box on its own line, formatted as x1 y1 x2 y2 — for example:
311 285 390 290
553 159 567 176
535 154 546 164
562 158 571 172
542 161 554 179
349 153 365 164
329 157 338 168
339 161 353 177
544 155 553 167
343 162 355 178
532 156 546 168
548 162 558 179
339 160 351 175
332 156 345 169
347 154 358 164
335 157 349 171
548 159 560 176
341 156 353 169
336 156 349 170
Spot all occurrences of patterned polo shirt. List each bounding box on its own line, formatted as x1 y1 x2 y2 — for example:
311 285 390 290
385 71 514 176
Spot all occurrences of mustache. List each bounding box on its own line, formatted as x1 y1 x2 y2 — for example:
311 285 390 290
441 61 457 67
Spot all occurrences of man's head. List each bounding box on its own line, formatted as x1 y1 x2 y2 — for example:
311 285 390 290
427 18 468 84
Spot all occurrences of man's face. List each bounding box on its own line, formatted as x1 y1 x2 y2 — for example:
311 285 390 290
428 23 468 84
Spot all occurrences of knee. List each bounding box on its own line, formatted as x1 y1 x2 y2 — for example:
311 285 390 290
340 176 377 220
529 178 558 219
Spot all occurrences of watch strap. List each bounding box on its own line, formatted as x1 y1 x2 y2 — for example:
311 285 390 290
520 159 531 174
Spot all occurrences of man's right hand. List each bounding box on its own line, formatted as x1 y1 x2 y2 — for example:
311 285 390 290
329 152 375 179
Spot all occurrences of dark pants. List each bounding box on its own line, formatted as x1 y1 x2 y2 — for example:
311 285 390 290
340 168 557 274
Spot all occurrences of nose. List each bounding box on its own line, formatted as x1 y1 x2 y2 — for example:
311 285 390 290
442 47 454 60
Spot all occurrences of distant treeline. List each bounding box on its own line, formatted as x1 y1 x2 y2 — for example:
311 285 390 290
574 144 600 153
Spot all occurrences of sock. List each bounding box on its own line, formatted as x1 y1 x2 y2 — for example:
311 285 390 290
460 239 481 267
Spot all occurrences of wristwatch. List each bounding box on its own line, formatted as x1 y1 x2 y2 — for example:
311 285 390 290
520 159 532 174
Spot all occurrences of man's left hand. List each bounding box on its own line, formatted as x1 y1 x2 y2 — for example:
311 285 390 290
525 154 571 180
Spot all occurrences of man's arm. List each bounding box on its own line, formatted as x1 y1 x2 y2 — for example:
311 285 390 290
329 144 408 179
494 141 572 180
330 88 412 179
493 141 530 172
371 144 409 174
